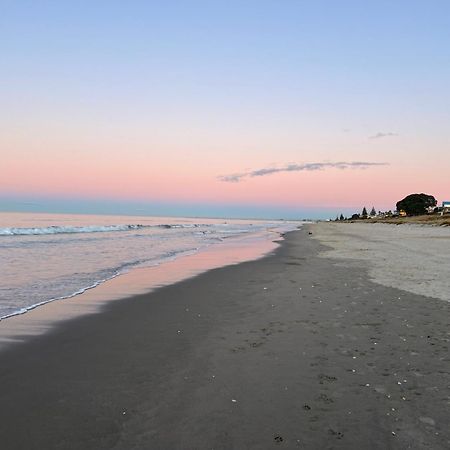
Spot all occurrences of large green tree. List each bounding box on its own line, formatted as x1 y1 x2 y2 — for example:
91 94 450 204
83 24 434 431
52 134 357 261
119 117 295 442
396 193 437 216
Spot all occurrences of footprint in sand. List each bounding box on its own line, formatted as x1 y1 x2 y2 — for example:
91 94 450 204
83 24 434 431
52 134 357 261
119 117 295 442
318 374 337 384
328 428 344 439
317 393 334 404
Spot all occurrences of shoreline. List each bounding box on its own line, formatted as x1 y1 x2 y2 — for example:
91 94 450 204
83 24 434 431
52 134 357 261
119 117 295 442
1 227 449 449
0 228 287 351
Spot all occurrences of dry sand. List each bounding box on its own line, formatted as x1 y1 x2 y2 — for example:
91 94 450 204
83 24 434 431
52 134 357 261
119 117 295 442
312 222 450 302
0 228 449 449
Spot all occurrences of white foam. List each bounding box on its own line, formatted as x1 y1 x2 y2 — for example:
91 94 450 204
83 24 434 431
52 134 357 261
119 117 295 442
0 224 145 236
0 276 117 321
0 223 212 236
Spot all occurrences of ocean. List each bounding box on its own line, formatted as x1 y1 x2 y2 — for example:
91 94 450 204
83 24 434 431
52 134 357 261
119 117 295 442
0 212 299 320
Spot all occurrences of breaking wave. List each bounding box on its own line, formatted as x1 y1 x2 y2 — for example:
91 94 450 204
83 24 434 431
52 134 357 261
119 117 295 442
0 223 208 236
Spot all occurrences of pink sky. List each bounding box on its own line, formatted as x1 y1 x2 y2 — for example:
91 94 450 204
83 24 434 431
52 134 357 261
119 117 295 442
2 137 448 212
2 1 449 218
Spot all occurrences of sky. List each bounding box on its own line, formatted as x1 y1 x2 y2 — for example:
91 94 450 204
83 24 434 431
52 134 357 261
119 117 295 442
1 0 449 219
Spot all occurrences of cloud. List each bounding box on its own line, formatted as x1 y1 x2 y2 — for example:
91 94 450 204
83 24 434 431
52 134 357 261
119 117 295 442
219 173 247 183
369 132 398 140
218 161 389 183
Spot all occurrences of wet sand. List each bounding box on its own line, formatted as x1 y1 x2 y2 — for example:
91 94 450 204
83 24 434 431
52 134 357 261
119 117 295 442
0 231 281 350
0 228 449 449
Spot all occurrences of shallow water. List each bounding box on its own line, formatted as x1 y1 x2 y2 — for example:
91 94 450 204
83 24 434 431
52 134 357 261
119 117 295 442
0 212 299 319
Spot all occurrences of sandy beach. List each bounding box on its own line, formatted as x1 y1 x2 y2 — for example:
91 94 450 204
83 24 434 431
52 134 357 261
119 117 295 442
0 226 449 449
313 222 450 301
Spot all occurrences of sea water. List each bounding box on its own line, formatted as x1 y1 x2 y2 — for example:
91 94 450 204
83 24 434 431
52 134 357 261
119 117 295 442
0 212 298 320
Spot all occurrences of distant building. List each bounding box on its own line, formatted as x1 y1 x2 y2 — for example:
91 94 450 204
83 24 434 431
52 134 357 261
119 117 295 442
442 201 450 215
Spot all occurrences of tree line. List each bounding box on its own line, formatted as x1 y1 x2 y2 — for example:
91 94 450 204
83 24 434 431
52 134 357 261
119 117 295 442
335 193 437 221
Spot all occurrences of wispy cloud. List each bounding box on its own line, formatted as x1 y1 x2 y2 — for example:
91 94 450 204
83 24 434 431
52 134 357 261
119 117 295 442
369 132 398 140
218 161 389 183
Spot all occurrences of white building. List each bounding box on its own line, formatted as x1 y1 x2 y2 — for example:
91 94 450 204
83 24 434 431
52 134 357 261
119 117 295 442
442 201 450 215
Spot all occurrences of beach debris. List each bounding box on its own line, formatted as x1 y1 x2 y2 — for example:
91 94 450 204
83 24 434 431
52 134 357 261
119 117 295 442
122 411 126 415
177 330 181 334
231 399 237 403
263 287 268 290
391 431 396 436
274 435 284 443
303 404 311 410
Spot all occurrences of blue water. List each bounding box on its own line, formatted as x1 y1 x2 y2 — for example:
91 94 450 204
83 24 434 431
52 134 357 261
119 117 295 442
0 212 298 319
